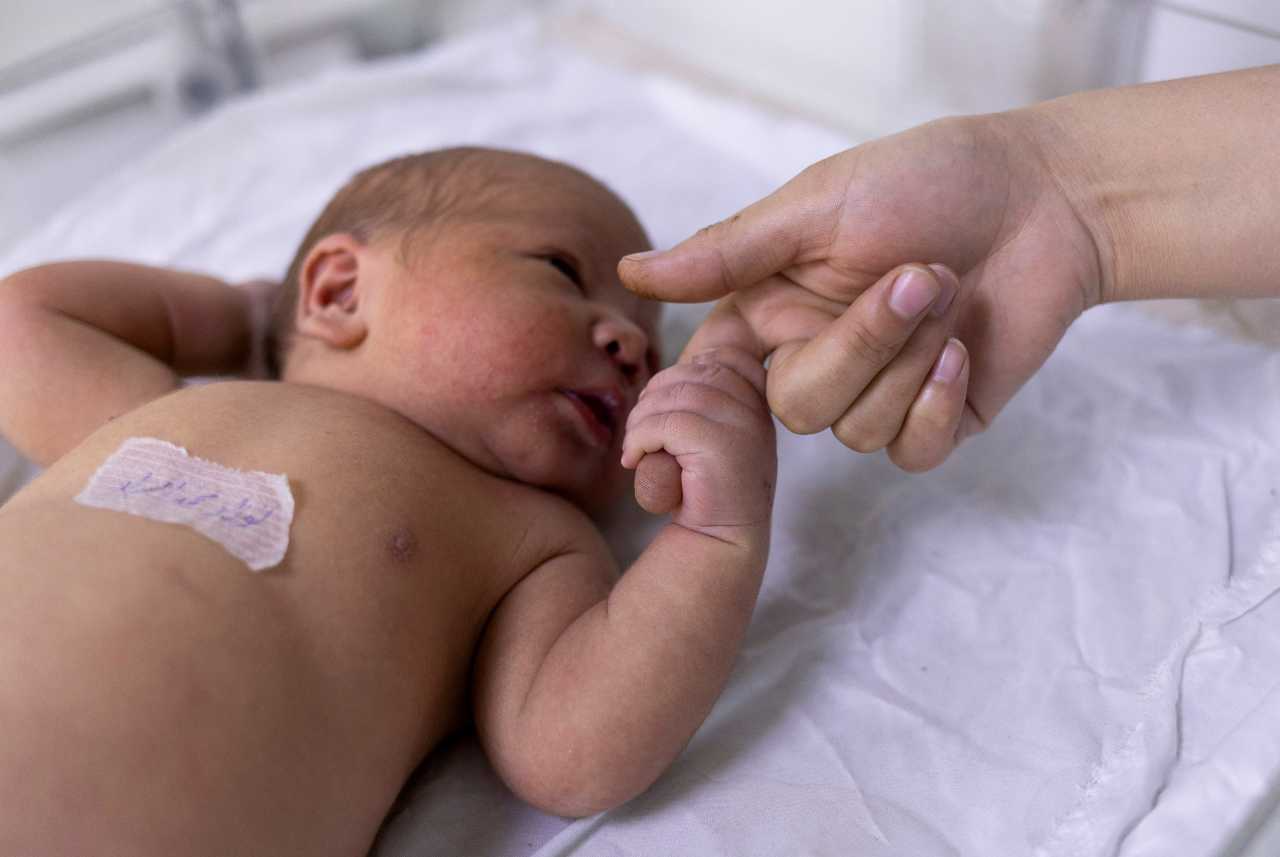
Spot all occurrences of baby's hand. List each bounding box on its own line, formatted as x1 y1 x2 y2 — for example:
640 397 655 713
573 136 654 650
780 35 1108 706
621 346 777 540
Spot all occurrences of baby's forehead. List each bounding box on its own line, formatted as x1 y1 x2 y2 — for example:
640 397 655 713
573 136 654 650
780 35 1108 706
391 150 655 308
440 153 637 227
460 151 607 194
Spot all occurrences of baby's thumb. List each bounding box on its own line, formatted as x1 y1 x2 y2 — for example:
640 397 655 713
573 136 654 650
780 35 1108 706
634 452 683 515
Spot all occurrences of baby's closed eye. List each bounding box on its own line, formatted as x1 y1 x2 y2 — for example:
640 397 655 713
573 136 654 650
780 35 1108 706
545 254 585 292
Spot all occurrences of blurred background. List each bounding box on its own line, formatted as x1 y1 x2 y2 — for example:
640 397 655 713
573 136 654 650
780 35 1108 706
1 0 1278 256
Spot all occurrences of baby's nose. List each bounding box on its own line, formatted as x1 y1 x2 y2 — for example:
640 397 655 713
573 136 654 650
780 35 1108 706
594 315 649 383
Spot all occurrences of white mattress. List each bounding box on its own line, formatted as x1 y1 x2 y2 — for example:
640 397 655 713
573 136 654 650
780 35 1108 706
3 16 1279 857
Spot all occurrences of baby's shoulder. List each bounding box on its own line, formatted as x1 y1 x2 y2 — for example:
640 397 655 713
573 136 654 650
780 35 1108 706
481 470 611 570
44 379 608 577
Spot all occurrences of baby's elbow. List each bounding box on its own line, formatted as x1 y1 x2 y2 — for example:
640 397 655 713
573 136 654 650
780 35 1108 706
0 276 27 325
0 271 47 343
0 266 46 304
496 740 658 819
0 289 36 377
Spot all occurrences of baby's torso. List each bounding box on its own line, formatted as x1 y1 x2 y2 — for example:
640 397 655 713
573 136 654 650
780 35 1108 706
0 381 592 851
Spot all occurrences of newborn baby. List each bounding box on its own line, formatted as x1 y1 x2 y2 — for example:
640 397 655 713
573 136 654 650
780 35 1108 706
0 148 776 855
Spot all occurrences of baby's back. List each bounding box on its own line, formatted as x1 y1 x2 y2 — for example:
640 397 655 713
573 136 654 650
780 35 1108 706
0 381 573 856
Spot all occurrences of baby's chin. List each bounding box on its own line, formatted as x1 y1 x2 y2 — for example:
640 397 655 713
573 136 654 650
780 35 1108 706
470 431 626 516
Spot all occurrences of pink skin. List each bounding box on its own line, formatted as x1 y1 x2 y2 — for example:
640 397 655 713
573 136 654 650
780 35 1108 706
296 163 662 515
621 346 775 538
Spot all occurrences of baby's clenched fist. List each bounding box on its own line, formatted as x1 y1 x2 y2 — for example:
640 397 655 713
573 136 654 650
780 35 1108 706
621 346 776 540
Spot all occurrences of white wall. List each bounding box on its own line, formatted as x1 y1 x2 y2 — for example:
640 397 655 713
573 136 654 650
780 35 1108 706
569 0 1145 137
0 0 546 255
1139 2 1280 83
2 0 157 68
568 0 1280 137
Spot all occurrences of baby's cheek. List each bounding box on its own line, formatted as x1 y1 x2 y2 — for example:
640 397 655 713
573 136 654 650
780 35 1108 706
486 310 576 385
412 314 551 399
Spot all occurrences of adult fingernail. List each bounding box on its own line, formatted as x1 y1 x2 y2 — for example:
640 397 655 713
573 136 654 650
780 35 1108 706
622 250 661 263
932 338 966 383
928 264 958 317
889 268 940 320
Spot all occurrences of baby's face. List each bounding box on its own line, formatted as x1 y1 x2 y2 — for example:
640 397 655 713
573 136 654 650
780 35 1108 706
361 160 660 513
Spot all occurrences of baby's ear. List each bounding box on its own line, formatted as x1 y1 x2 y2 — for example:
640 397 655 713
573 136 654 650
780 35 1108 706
295 233 368 350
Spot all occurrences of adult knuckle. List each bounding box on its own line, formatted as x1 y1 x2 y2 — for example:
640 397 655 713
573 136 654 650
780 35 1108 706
833 418 887 454
710 237 739 295
888 443 942 474
840 322 898 367
766 378 824 435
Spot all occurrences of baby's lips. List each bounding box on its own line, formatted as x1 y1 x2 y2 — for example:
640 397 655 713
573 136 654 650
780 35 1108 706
597 388 626 430
573 386 629 435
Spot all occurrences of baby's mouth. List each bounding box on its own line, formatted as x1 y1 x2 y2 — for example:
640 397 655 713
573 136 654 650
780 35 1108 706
559 388 622 445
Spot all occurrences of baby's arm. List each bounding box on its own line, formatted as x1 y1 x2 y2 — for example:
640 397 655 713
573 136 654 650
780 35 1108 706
473 346 776 817
0 261 268 465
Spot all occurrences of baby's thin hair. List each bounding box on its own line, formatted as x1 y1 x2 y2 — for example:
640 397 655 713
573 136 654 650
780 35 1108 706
267 147 508 377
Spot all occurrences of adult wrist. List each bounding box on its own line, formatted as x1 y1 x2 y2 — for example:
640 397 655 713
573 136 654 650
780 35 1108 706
999 100 1122 308
1009 67 1280 306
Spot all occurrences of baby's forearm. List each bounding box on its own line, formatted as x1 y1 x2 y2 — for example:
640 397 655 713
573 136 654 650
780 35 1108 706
0 262 252 465
497 522 769 816
0 262 253 372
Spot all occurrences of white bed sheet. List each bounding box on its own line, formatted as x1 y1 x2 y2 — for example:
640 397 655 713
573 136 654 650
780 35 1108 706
2 17 1279 857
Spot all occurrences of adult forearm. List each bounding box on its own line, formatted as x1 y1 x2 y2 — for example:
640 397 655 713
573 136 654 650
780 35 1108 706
1020 64 1280 303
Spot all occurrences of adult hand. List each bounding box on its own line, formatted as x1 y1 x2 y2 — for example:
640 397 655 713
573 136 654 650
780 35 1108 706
620 112 1102 472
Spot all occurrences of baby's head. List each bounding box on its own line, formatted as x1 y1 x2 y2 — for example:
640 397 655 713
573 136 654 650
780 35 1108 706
270 147 661 514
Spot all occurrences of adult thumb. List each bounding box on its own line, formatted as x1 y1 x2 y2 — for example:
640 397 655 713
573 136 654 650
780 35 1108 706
618 158 843 302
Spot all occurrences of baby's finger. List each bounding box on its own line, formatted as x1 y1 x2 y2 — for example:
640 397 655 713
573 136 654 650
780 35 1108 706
633 364 762 427
684 345 767 395
766 265 950 435
627 387 754 444
830 265 961 452
622 410 718 469
886 338 970 473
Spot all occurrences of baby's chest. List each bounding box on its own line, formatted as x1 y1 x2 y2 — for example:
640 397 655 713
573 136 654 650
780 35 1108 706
284 436 587 644
263 465 546 736
287 462 531 607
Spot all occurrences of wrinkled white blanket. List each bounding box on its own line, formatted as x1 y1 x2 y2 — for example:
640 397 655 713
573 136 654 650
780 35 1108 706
2 18 1278 857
